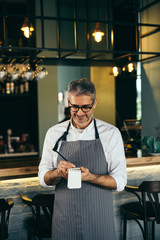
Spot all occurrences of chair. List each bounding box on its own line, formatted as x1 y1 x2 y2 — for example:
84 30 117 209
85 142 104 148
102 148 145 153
0 198 14 240
121 181 160 240
20 193 54 240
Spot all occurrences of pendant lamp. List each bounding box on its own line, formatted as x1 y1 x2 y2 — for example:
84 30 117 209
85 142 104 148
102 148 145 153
21 18 34 38
92 22 105 43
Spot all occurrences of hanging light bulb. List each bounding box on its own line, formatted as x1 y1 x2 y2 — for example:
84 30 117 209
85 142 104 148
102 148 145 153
112 66 119 77
92 23 104 43
21 18 34 38
128 63 134 72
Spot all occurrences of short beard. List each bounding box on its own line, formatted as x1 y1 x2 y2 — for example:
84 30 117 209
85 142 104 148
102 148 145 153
72 113 93 128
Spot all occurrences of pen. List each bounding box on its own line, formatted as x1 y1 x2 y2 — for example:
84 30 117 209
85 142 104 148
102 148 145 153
54 149 69 162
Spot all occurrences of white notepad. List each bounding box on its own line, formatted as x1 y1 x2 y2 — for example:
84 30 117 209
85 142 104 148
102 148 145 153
67 168 81 189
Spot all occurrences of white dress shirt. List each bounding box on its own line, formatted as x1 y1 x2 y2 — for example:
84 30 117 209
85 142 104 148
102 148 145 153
38 118 127 191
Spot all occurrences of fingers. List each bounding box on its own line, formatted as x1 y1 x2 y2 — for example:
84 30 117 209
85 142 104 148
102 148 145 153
80 167 90 181
80 166 88 173
57 160 76 179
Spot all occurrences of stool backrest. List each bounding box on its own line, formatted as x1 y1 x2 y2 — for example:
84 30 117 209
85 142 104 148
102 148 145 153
139 181 160 224
0 198 14 240
126 181 160 224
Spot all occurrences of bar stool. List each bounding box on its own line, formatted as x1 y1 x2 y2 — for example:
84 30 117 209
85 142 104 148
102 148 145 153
121 181 160 240
0 198 14 240
20 193 54 240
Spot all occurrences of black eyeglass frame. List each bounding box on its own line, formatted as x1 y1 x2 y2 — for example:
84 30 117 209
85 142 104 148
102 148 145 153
68 100 94 113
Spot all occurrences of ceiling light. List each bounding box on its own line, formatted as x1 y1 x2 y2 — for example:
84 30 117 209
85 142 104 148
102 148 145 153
21 18 34 38
128 63 134 72
112 66 119 77
92 23 104 43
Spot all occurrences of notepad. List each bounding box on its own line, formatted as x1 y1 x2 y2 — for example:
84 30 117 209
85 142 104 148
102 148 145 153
67 168 81 189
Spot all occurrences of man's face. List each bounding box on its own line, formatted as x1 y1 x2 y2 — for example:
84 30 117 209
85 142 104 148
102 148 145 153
68 93 97 129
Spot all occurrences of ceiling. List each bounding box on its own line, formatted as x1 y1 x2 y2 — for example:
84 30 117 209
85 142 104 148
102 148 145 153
0 0 160 67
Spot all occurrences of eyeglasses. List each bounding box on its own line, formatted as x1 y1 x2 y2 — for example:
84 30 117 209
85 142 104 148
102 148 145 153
68 100 93 113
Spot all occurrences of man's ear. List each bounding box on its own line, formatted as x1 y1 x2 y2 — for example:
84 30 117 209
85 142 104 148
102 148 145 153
93 98 97 109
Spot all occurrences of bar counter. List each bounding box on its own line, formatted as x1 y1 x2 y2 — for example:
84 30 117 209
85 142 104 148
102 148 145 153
0 151 160 180
0 153 40 180
1 157 160 239
127 154 160 167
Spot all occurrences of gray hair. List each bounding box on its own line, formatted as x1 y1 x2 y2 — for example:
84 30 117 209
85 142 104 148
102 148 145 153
68 78 96 102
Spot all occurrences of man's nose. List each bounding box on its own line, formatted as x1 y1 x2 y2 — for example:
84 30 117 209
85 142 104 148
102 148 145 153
77 107 84 114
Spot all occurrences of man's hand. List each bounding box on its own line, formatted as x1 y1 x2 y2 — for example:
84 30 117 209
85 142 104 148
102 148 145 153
80 166 91 181
57 160 76 179
80 166 117 190
44 160 76 185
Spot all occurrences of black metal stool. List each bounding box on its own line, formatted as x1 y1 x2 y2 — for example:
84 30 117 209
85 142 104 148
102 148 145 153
121 181 160 240
20 193 54 240
0 198 14 240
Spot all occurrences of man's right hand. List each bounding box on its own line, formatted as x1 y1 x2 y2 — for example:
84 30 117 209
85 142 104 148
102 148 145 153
57 160 76 179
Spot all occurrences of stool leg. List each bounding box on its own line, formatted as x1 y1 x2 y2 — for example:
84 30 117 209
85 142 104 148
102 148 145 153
143 220 148 240
152 221 155 240
123 214 127 240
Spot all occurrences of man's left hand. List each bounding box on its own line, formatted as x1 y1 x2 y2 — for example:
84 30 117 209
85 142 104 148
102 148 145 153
80 166 92 181
80 166 117 190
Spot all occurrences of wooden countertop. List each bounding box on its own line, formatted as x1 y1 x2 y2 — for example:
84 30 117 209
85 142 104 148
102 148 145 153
0 154 40 180
127 155 160 167
1 153 160 180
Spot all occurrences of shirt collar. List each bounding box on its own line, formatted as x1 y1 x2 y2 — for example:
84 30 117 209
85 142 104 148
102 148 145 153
70 118 94 133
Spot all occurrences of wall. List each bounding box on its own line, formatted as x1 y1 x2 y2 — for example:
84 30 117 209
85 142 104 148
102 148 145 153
141 60 160 137
91 66 116 125
36 0 58 155
141 1 160 137
58 66 90 93
38 66 58 155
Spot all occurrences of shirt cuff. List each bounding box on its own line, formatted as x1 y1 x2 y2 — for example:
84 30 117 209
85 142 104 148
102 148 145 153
38 169 53 187
111 174 127 192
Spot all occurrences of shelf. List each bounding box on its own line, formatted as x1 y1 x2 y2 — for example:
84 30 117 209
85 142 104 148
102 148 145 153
0 152 38 158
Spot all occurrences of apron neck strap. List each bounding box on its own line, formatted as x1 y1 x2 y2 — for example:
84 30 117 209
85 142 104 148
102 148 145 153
53 122 71 152
53 119 99 152
93 118 99 139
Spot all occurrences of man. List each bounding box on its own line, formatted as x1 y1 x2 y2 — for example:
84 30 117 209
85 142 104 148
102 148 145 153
38 78 127 240
59 106 71 123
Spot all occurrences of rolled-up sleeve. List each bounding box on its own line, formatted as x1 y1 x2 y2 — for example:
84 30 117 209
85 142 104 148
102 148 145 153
38 129 56 187
107 128 127 192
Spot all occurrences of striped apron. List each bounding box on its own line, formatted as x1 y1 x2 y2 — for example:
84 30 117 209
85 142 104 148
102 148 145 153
52 119 117 240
